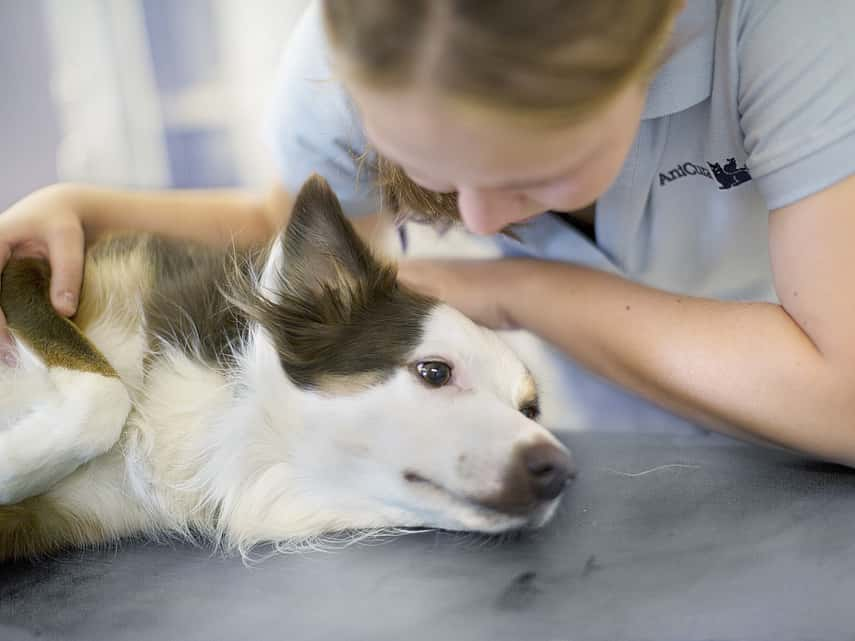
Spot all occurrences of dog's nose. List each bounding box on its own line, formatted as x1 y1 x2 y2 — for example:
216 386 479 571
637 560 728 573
477 441 576 515
523 442 576 501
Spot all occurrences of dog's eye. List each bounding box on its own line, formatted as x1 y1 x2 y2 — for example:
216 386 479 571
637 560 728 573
520 403 540 420
415 361 452 387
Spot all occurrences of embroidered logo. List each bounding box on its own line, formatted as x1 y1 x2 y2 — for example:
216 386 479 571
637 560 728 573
659 157 752 190
707 158 752 190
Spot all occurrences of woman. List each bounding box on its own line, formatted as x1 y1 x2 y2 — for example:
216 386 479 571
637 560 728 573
2 1 855 462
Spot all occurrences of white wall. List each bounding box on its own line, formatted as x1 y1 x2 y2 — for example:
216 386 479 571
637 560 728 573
0 1 61 209
212 0 312 187
1 0 311 197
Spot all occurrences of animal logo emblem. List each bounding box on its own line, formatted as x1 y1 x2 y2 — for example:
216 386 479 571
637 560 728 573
707 157 752 190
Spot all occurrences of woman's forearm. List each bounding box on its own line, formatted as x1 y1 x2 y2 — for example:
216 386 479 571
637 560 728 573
60 182 291 246
501 259 855 464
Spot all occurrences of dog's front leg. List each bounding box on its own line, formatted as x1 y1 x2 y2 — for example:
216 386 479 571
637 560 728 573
0 258 132 504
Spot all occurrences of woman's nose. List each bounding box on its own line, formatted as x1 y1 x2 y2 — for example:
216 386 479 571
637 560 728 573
456 188 532 235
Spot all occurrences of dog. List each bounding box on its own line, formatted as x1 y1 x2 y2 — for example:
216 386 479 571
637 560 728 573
0 176 574 561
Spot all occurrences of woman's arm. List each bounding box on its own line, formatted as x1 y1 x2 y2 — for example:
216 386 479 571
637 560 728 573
0 182 291 326
66 182 289 245
398 175 855 464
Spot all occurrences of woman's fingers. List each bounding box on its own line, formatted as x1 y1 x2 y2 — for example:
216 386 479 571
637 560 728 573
46 222 85 317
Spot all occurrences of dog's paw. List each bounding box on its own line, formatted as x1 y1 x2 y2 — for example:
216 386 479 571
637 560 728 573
0 368 131 504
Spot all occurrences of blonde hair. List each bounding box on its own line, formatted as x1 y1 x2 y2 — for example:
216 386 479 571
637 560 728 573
323 0 682 225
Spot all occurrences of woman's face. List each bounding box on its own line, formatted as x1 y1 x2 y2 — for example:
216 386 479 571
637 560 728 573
351 82 648 235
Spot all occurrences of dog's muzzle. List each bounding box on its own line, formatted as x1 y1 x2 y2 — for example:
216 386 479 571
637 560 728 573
479 441 576 516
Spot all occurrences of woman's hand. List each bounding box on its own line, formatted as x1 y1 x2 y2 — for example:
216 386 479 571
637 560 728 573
0 184 86 343
396 258 521 330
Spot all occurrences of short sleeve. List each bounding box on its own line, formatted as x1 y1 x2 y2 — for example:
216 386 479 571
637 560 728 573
736 0 855 210
262 1 380 216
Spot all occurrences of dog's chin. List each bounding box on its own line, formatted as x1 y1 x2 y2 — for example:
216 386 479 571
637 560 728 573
405 480 563 534
428 499 561 535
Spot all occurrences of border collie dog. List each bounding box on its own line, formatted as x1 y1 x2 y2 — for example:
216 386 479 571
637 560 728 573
0 176 574 560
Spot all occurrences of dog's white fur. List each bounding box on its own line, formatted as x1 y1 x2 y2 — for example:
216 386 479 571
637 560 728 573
0 181 572 559
0 341 131 504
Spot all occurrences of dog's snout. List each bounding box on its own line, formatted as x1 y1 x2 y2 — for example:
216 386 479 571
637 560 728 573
524 442 575 501
478 441 575 516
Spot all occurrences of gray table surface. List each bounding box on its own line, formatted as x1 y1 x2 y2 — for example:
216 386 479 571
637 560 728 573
2 432 855 641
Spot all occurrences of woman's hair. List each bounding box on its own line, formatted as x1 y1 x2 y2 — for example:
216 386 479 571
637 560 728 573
322 0 682 226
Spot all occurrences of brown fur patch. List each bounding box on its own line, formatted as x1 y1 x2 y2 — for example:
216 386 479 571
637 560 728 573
0 258 117 377
142 237 257 370
517 373 540 418
0 496 109 561
73 234 154 335
314 371 387 395
72 233 257 371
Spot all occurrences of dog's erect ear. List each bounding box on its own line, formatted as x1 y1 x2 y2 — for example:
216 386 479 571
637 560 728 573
276 175 380 296
246 175 436 390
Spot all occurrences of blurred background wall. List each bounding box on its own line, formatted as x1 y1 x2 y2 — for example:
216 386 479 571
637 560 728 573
0 0 311 210
1 1 61 209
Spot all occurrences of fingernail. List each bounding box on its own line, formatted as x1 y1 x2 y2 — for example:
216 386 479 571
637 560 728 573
58 291 77 313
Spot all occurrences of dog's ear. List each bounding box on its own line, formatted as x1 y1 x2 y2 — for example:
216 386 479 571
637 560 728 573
245 175 436 390
276 175 380 297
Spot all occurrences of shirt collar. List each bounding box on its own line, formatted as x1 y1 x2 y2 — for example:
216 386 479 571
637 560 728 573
642 1 718 120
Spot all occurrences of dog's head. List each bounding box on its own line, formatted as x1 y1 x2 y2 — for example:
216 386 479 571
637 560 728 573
245 176 574 536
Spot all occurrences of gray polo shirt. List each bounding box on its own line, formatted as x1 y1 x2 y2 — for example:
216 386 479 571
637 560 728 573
265 0 855 431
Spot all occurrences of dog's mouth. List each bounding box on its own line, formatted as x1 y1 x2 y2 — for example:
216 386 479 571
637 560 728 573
403 471 554 533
